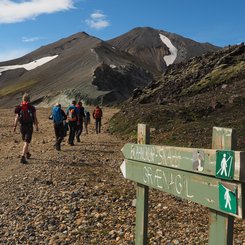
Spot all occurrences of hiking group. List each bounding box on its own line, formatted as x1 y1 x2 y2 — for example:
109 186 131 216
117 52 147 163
14 93 103 164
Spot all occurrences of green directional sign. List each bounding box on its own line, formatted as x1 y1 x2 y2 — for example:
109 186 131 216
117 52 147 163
121 143 245 181
216 150 235 180
219 183 237 214
120 159 244 218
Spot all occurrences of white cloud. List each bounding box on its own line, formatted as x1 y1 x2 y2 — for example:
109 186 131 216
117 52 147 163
0 49 30 62
22 36 45 42
85 10 110 30
0 0 75 24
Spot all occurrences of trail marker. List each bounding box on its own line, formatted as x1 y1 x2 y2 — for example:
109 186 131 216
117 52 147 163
120 125 245 244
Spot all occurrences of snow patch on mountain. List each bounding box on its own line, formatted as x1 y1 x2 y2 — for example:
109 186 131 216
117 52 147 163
0 55 58 76
159 34 177 66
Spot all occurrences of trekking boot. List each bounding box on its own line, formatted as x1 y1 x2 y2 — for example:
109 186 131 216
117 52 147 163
56 144 61 151
20 156 28 164
26 152 31 159
76 137 80 142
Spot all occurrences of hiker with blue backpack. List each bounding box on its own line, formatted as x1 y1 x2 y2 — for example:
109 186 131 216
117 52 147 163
14 93 39 164
66 100 78 146
50 103 67 151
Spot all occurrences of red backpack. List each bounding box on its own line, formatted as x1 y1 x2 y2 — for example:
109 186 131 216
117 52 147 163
19 102 34 124
94 107 102 119
67 108 77 122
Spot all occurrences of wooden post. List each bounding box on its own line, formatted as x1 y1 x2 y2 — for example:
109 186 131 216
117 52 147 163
135 124 150 245
208 127 237 245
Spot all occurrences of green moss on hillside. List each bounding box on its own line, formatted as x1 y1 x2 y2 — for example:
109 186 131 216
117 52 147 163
0 80 38 97
181 61 245 96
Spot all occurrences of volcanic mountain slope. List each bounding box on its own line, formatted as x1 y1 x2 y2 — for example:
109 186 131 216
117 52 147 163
0 32 154 107
108 27 220 72
0 27 221 107
110 43 245 150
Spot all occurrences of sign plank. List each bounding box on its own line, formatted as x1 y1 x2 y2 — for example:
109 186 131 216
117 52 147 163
121 159 244 218
121 143 245 182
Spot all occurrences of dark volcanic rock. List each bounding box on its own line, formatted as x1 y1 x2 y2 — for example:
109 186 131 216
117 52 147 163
110 43 245 150
92 63 153 104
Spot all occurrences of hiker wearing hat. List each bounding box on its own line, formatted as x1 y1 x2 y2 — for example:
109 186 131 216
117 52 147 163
13 93 39 164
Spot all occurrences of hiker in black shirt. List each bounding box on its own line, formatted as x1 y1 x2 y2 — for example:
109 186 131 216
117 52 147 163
14 93 39 164
75 101 86 142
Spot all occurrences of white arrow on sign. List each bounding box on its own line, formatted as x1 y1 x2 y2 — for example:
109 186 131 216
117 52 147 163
120 160 126 178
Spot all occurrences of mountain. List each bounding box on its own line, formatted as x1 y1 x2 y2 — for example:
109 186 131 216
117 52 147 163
109 43 245 150
108 27 220 72
0 32 154 106
0 27 220 107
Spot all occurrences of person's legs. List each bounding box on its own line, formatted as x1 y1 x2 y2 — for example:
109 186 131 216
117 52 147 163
68 121 73 144
95 119 99 134
80 120 83 134
22 142 29 156
54 124 59 140
85 121 88 134
98 118 101 133
55 124 63 150
69 121 76 145
76 124 82 142
20 125 32 163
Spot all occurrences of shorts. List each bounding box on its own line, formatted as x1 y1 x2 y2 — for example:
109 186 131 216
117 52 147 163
20 124 33 143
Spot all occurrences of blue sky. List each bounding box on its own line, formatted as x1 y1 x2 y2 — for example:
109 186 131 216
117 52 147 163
0 0 244 62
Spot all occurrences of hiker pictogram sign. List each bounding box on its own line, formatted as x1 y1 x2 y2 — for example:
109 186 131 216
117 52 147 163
219 183 237 214
216 150 235 180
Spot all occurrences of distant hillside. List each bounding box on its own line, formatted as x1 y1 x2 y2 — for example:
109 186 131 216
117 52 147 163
0 27 221 107
110 43 245 150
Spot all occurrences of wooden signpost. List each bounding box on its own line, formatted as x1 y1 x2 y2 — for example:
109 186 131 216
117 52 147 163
120 125 245 244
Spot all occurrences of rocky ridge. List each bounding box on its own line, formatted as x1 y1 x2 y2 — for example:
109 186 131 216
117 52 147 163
110 43 245 150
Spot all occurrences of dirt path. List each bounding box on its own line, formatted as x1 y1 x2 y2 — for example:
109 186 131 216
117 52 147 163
0 107 244 244
0 107 122 182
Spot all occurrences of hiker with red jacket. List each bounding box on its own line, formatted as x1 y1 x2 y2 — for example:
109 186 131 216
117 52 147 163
75 101 86 142
93 105 103 134
14 93 39 164
66 100 78 146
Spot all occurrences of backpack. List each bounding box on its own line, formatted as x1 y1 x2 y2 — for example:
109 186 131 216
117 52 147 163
19 103 34 124
52 106 63 125
86 111 90 119
94 107 102 119
67 108 76 122
75 105 83 123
